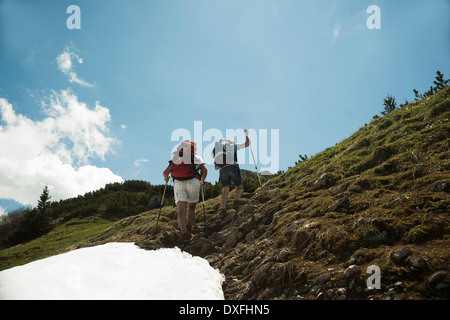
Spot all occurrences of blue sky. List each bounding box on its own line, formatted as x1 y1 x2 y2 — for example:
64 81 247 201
1 0 449 213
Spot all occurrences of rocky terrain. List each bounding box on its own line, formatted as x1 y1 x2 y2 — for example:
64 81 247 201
72 86 450 300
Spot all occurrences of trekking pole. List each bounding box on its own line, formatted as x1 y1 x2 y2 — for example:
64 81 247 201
201 185 207 237
246 129 263 188
153 181 168 236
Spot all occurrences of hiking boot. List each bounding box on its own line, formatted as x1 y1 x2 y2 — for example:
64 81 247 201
233 199 243 210
219 207 227 218
186 224 193 240
180 232 191 244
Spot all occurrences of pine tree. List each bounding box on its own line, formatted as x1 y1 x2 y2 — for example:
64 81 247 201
381 94 397 115
37 185 52 213
433 70 449 91
413 89 422 100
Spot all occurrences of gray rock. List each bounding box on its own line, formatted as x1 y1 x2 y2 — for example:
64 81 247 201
325 289 335 298
239 219 257 234
244 247 258 260
314 173 334 189
428 180 448 192
276 248 293 262
316 272 332 284
337 287 347 295
146 195 161 209
428 271 448 287
223 227 242 249
282 221 301 242
221 258 236 272
328 195 350 212
390 247 412 264
251 262 273 285
190 237 216 255
337 182 351 194
336 288 347 300
344 265 361 279
406 255 425 270
348 249 367 265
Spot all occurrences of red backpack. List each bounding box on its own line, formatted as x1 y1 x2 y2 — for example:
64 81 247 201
170 140 201 181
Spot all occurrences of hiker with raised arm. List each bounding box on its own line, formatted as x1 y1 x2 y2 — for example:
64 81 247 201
213 130 251 218
163 140 207 243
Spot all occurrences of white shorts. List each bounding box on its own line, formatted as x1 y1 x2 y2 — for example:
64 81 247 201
173 178 200 204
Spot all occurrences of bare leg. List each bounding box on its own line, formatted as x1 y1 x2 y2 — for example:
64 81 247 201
221 186 230 208
233 185 244 209
234 185 244 200
187 202 197 226
177 201 188 233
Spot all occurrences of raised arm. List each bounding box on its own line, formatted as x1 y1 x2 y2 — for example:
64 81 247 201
237 129 251 150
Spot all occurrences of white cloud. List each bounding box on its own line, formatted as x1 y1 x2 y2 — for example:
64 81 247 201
134 159 149 167
332 23 341 45
120 124 127 130
56 48 93 87
132 158 149 177
41 90 116 165
56 51 72 73
0 94 123 206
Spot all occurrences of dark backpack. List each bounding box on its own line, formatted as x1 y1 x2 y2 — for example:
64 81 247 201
170 140 201 181
213 139 237 168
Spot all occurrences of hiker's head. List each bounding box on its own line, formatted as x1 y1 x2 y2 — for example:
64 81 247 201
222 139 235 144
179 140 197 154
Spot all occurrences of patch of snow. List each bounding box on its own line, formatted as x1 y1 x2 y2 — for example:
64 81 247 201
0 242 224 300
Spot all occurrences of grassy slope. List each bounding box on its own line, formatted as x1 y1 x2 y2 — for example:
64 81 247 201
0 87 448 299
266 86 450 249
0 217 113 270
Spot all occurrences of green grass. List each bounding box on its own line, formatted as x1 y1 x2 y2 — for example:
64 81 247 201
0 217 114 271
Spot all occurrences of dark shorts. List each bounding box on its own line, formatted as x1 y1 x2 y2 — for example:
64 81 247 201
219 164 242 188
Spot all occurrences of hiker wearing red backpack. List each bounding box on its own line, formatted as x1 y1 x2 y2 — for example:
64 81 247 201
163 140 207 243
213 130 251 218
